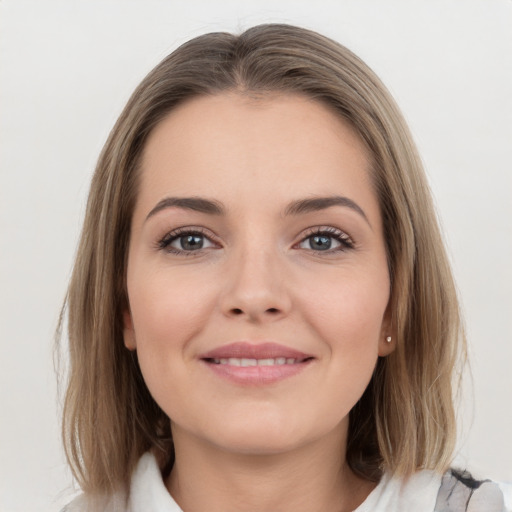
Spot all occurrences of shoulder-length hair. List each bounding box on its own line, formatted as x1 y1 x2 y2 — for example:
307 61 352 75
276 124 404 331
59 23 465 494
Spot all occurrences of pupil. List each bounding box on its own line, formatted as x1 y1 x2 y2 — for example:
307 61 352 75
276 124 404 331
311 235 331 250
181 235 203 250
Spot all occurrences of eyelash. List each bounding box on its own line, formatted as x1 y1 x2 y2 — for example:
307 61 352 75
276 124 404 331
297 226 355 253
156 226 355 255
157 227 217 256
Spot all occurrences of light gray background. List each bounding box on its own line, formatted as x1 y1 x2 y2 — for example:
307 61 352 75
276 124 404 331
1 1 511 510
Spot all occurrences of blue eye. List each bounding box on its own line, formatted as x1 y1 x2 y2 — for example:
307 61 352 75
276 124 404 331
306 235 336 251
174 234 207 251
298 228 353 252
159 229 216 254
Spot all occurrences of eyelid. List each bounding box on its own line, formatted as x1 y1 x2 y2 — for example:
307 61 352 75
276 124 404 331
294 226 355 252
157 226 221 254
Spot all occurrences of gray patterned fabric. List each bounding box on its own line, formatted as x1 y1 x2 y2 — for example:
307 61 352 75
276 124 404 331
435 469 506 512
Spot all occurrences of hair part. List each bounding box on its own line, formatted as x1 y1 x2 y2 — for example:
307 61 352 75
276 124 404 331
58 23 466 494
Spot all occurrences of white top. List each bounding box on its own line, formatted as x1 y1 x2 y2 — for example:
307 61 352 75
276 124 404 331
63 452 512 512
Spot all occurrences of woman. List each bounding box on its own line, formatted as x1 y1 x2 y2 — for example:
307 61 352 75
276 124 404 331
60 24 510 511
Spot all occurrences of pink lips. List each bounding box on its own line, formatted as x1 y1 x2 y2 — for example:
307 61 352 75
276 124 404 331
200 342 314 385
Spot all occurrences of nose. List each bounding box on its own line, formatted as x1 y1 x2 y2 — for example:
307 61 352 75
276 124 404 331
219 245 292 323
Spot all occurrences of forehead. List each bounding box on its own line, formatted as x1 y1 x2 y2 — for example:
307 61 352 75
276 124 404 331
136 92 377 220
142 92 369 168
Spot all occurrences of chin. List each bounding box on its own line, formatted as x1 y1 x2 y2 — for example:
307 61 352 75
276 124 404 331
213 429 307 456
200 412 339 457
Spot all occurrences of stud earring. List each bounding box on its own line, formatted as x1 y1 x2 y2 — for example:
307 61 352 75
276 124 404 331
385 336 392 343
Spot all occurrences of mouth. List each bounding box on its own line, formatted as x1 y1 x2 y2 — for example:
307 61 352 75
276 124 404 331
205 356 311 366
199 342 315 385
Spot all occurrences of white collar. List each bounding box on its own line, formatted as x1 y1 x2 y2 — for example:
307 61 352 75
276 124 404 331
127 452 442 512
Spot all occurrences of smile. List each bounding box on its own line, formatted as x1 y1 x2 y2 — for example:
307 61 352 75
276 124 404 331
209 357 303 366
199 342 314 385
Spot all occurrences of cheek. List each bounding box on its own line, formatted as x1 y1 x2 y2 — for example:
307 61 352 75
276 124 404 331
302 275 389 343
298 273 388 385
305 289 383 424
129 264 216 340
126 266 217 389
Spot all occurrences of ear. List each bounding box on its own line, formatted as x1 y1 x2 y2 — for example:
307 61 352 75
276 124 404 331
123 310 137 350
378 303 395 357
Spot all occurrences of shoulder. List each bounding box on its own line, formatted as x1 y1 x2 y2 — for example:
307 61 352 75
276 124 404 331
357 468 511 512
60 452 181 512
435 469 512 512
60 489 128 512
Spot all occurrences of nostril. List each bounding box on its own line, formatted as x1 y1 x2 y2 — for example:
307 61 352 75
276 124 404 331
229 307 280 316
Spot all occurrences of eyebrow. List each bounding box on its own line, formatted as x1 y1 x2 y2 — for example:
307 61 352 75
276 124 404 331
145 194 370 226
284 196 370 226
146 196 225 220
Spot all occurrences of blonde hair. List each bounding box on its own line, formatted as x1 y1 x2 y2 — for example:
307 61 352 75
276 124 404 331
58 23 465 494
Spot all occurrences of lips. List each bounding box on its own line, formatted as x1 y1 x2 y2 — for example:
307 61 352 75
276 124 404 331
199 342 314 385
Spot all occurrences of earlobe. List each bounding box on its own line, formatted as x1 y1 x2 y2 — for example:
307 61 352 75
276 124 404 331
123 310 137 350
378 303 395 357
378 333 396 357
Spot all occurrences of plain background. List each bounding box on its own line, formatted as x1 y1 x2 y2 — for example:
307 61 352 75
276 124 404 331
1 1 511 510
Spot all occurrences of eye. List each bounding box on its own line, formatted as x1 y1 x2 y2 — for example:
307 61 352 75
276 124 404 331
297 227 354 252
158 228 217 254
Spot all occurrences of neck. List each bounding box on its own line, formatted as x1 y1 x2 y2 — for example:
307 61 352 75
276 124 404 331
165 423 375 512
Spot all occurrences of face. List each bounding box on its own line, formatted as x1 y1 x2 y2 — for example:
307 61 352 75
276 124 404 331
124 93 393 456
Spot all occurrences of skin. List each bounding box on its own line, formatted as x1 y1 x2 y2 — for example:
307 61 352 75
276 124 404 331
124 93 394 512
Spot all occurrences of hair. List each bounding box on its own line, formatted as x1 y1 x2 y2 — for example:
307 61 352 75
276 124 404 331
58 23 465 495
